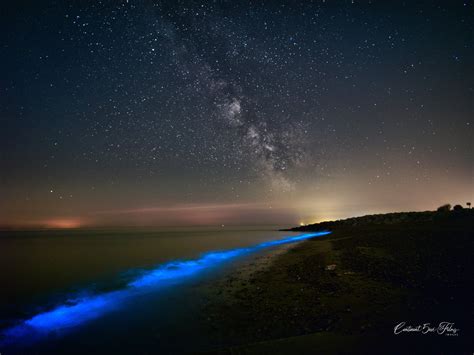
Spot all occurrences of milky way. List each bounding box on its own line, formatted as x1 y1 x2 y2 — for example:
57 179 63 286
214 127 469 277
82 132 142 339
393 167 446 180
153 8 314 191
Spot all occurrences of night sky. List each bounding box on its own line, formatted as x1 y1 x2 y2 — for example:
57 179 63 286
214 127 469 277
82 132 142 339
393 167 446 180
1 1 472 228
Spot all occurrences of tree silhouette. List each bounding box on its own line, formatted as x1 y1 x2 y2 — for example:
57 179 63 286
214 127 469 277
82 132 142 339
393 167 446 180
437 204 451 212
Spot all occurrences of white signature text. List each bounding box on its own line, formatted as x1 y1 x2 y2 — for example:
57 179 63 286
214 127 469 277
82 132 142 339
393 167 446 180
394 322 459 336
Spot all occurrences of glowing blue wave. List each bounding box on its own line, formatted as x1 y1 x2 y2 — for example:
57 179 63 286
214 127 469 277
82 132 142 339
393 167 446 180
0 231 330 346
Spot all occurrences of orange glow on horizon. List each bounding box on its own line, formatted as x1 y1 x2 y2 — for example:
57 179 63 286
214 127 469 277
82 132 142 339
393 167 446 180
43 219 83 229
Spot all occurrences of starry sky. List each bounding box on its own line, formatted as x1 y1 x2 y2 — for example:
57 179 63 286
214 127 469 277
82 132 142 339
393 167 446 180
1 1 472 228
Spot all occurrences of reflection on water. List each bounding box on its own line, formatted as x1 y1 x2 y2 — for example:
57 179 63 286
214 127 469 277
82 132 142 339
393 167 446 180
0 227 329 353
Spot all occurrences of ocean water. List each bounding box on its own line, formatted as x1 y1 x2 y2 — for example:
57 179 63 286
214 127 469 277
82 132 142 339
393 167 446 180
0 226 325 353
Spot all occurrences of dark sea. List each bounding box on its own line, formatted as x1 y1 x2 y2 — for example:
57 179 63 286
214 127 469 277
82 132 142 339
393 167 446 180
0 226 304 354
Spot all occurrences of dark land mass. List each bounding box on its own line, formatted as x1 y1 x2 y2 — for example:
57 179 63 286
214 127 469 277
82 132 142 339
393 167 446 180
204 209 473 354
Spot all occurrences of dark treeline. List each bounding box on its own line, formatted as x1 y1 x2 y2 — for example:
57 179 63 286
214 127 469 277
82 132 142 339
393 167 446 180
284 205 473 232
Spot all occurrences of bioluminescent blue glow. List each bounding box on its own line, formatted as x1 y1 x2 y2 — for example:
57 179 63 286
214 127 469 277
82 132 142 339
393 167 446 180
128 248 252 288
3 290 128 342
0 231 330 347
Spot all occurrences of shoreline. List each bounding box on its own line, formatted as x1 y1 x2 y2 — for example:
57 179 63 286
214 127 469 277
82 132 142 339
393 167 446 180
203 211 473 353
